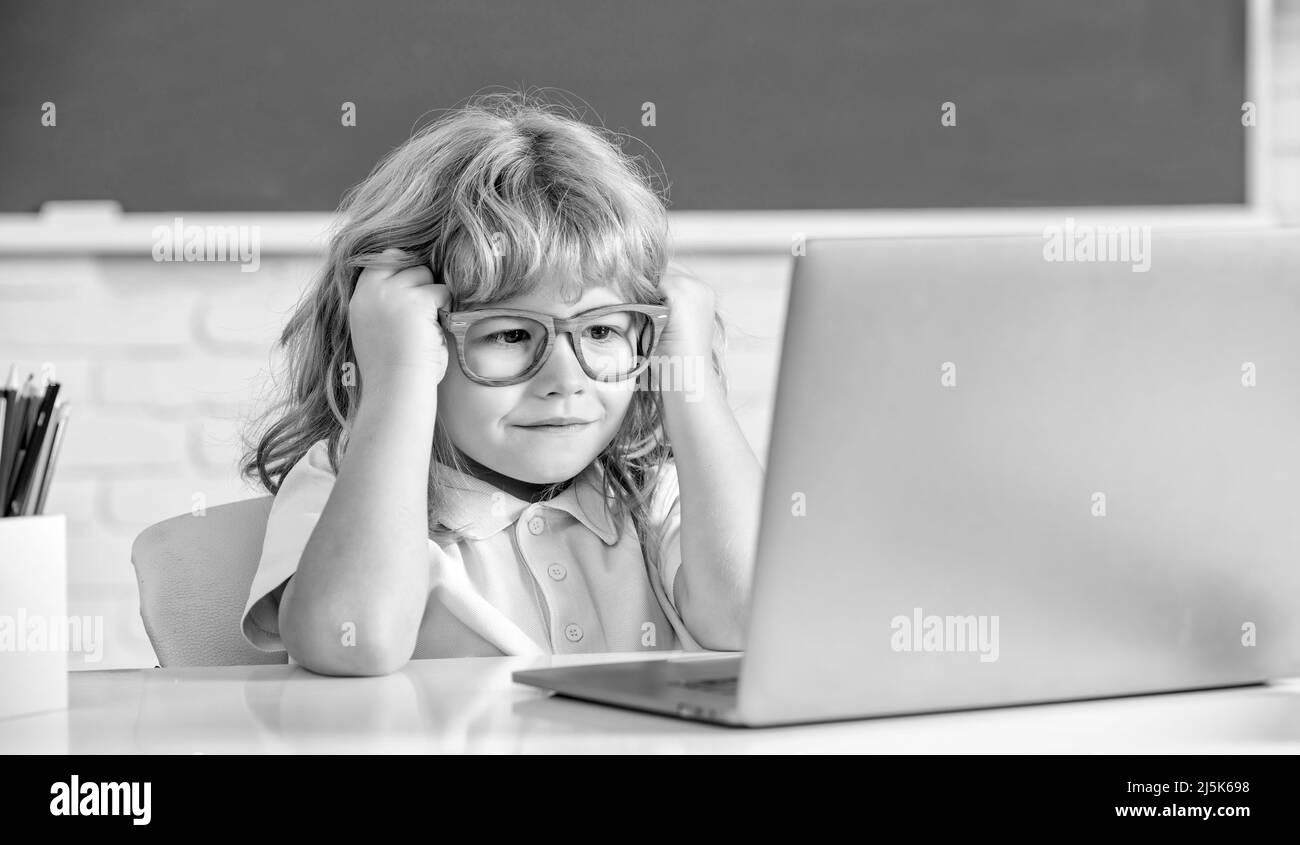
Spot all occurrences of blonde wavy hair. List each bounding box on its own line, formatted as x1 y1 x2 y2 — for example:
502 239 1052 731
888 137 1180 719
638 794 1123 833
240 88 728 569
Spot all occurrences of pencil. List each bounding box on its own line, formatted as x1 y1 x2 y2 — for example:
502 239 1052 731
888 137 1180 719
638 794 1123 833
33 402 70 516
1 374 35 510
0 395 7 512
0 366 24 505
23 399 60 516
7 380 61 517
0 363 15 401
0 363 16 419
24 371 47 433
0 364 13 464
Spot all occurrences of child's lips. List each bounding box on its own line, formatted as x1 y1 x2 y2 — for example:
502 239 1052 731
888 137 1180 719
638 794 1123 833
515 421 595 434
520 421 595 434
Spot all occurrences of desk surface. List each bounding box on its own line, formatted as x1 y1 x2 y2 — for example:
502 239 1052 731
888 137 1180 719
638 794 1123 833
3 652 1300 753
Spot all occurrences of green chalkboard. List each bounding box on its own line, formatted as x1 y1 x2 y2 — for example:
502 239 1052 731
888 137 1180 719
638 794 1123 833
0 0 1248 211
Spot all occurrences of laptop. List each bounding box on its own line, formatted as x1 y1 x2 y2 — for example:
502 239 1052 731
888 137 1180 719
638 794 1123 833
513 229 1300 727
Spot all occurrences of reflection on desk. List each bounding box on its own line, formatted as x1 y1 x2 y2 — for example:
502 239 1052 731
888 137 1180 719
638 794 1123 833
2 652 1299 754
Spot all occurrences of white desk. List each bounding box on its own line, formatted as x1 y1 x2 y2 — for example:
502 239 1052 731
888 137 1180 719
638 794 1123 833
3 652 1299 753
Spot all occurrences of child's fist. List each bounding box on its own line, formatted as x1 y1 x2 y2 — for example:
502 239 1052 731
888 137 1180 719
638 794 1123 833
656 264 717 360
349 249 452 386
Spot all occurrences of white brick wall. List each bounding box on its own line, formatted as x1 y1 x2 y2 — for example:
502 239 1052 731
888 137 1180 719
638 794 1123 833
2 6 1296 669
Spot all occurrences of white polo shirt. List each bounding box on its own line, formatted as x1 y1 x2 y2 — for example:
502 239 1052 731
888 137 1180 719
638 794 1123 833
241 439 702 661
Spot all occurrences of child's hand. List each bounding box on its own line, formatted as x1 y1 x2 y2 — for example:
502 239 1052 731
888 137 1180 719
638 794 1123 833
349 249 452 387
656 265 717 361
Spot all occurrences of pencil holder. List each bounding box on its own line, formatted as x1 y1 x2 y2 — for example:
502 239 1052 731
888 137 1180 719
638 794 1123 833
0 514 67 720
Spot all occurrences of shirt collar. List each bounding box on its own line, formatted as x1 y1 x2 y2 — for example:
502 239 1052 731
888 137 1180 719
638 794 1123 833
432 459 621 545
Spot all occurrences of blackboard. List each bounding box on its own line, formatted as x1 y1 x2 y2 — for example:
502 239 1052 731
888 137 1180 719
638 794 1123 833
0 0 1248 212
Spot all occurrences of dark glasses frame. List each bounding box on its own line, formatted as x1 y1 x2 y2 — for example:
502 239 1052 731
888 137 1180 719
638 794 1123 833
436 303 670 386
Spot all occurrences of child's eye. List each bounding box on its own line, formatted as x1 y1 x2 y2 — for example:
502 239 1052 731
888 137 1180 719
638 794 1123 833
585 324 626 342
482 329 532 345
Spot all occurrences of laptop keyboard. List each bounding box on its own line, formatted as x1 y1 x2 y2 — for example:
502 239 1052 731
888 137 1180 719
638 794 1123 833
678 676 739 695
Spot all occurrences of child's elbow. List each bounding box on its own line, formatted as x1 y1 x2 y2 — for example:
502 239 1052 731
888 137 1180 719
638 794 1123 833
280 603 415 676
295 641 411 676
693 622 746 653
679 584 750 652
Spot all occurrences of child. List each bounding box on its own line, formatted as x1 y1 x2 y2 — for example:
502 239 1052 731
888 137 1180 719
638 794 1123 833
239 90 763 675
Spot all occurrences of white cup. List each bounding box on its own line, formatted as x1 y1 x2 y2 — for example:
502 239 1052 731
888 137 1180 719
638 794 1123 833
0 514 68 720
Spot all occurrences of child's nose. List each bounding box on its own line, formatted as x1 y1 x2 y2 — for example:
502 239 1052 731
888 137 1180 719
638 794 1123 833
535 332 588 393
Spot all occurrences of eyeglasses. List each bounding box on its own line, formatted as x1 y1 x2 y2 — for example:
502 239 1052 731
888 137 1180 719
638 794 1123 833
436 303 670 386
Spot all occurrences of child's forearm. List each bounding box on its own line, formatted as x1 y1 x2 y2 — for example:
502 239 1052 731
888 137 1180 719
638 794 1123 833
279 366 437 675
657 367 762 651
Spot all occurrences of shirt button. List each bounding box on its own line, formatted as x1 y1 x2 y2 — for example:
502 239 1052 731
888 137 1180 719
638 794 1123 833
564 623 584 643
547 563 567 581
527 516 546 535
